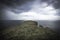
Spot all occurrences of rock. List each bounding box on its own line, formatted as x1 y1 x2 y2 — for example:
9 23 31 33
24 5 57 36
1 21 57 40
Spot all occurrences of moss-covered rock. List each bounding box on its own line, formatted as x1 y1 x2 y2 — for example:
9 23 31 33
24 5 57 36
1 21 57 40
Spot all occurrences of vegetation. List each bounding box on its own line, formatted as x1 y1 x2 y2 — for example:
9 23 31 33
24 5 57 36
1 21 58 40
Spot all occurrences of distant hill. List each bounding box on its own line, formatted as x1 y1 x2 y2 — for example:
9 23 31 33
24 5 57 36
1 20 58 40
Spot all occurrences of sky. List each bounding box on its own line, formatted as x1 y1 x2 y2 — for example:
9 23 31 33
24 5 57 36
0 0 60 20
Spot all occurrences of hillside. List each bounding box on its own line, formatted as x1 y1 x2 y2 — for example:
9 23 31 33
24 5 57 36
1 21 58 40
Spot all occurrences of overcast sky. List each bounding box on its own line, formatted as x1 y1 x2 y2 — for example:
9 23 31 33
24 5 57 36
0 0 60 20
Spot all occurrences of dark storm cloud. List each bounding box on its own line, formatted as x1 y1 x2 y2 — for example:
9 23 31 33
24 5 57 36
41 0 60 16
0 0 60 18
0 0 33 6
54 0 60 9
41 0 60 9
0 0 34 10
10 1 33 14
3 1 33 14
0 0 34 19
0 0 60 11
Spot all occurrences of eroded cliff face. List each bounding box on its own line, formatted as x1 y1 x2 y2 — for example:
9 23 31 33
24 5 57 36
1 21 57 40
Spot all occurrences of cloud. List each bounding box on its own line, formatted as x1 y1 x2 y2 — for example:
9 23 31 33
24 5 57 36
1 0 60 20
41 0 60 9
0 0 33 6
3 2 59 20
4 10 59 20
0 0 34 14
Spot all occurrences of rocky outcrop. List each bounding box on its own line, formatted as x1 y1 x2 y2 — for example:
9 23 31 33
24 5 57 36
1 21 57 40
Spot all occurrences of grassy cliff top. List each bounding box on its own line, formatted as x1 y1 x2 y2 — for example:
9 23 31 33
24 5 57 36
1 21 57 40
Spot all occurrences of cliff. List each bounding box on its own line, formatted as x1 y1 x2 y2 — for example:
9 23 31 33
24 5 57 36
1 21 57 40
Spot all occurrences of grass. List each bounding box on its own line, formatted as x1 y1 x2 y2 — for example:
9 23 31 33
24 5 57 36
1 21 58 40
